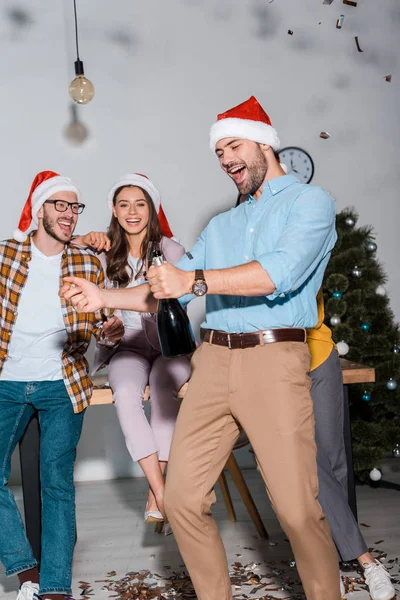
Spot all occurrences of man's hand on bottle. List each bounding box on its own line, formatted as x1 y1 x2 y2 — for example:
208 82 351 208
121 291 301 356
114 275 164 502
147 264 193 299
60 276 105 312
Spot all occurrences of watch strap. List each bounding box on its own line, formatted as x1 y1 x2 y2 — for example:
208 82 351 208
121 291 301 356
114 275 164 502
194 269 205 281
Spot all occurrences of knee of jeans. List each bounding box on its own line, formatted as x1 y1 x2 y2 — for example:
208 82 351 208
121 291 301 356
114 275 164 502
40 458 75 493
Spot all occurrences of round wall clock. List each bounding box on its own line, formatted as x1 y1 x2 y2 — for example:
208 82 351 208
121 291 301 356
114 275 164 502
278 147 314 184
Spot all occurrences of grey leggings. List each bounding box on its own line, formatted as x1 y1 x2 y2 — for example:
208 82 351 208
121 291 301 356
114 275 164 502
311 348 368 561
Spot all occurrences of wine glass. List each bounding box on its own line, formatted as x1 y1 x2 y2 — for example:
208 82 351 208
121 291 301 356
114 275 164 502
102 280 119 346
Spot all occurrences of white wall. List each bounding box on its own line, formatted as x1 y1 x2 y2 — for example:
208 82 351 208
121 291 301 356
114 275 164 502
3 0 399 482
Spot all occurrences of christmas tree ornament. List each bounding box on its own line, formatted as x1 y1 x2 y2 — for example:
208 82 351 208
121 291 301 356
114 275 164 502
68 0 95 105
330 316 341 326
345 216 356 228
366 241 377 252
352 266 362 278
336 341 349 356
332 290 343 299
392 444 400 458
386 378 398 391
362 391 372 402
369 468 382 482
360 321 371 332
375 285 387 296
392 345 400 354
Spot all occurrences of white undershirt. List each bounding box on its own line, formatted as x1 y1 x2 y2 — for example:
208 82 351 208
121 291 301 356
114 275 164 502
120 255 143 330
1 241 68 381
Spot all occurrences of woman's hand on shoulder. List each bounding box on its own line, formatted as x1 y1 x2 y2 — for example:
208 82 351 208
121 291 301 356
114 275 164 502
73 232 111 252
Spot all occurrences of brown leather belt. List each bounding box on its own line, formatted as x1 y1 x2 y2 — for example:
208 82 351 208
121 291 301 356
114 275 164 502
200 327 306 349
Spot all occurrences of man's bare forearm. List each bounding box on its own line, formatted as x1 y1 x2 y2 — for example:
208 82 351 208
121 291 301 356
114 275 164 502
104 283 158 312
182 261 276 297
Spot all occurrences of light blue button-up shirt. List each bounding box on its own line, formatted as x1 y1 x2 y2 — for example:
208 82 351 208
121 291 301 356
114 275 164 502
177 175 337 333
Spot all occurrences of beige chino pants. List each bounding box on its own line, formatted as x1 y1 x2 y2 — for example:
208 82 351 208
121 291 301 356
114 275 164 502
164 340 340 600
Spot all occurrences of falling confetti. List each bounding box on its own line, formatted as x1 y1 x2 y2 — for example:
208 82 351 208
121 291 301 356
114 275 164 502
287 29 294 35
384 74 392 82
320 132 331 139
355 36 364 52
336 15 345 28
343 0 357 5
323 0 334 4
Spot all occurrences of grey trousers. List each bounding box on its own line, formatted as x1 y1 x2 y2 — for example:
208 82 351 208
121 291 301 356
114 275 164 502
311 348 368 561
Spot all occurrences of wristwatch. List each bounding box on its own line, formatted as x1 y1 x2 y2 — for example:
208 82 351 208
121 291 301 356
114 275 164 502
191 269 208 296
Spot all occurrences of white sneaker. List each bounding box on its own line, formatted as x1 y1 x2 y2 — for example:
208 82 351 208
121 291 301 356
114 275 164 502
340 574 346 597
364 561 395 600
16 582 40 600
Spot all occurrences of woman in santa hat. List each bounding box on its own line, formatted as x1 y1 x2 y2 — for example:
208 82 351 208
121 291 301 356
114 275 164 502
74 174 191 525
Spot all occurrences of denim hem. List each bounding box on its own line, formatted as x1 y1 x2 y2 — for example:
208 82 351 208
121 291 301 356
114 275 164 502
6 561 38 576
39 587 72 595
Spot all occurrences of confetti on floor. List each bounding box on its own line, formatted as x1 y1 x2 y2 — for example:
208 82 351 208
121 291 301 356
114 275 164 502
69 544 400 600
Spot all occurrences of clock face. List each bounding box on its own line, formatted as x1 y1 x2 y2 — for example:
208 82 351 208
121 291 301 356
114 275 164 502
278 147 314 184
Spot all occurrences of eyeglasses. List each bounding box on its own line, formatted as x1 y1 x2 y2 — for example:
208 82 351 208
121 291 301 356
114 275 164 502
44 200 86 214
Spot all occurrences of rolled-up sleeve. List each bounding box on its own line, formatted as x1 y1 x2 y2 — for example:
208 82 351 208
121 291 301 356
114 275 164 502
176 228 207 306
256 188 337 300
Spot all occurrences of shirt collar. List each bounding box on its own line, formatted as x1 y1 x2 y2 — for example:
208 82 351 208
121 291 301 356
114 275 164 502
247 174 299 204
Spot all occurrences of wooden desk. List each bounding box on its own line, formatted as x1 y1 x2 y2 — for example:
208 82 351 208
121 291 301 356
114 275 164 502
19 358 375 563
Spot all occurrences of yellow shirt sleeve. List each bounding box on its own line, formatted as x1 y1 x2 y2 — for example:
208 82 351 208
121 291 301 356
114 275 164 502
307 289 337 371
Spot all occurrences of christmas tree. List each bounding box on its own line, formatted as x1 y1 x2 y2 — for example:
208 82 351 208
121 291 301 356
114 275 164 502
323 208 400 483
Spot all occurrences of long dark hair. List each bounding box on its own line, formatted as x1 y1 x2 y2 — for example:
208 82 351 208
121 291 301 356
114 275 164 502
106 185 162 287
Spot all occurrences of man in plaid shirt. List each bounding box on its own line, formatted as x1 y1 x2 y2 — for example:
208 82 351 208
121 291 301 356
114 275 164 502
0 171 124 600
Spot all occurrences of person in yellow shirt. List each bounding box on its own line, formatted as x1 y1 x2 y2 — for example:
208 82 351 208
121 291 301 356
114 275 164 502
305 288 394 599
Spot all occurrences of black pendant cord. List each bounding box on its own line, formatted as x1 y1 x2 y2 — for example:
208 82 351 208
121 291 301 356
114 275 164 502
73 0 80 60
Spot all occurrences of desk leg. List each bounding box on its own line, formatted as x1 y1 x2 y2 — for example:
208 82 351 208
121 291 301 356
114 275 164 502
19 414 42 564
343 385 358 521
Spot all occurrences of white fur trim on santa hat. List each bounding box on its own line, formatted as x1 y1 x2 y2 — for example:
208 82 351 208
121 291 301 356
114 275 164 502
12 228 29 242
107 174 161 212
209 118 280 152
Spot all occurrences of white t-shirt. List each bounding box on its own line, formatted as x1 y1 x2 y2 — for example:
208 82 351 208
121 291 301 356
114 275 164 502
120 255 144 330
0 241 68 381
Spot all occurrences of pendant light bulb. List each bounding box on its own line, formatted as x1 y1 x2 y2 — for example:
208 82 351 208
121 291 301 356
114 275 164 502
69 60 94 105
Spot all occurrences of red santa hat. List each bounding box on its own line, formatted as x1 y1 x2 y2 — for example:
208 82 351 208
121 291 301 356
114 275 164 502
13 170 81 242
209 96 281 152
107 173 173 238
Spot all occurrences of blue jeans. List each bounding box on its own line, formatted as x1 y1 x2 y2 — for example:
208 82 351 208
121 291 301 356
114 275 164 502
0 380 85 596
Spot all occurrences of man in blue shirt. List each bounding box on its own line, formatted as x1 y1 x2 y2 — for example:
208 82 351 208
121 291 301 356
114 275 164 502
62 96 341 600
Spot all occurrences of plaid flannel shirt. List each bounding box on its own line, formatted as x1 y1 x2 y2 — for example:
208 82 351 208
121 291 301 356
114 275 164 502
0 236 105 413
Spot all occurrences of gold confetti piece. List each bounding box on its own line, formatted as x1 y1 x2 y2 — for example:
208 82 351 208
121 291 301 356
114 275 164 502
355 36 363 52
343 0 357 5
336 15 345 28
384 74 392 82
320 131 331 139
287 29 294 35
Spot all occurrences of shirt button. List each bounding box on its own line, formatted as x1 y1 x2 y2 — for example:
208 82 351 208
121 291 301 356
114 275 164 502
244 256 249 260
250 228 254 233
232 305 237 309
272 189 276 194
13 310 18 316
